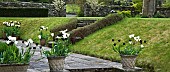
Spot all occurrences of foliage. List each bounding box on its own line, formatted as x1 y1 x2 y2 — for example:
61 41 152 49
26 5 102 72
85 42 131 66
0 8 48 17
66 4 80 14
117 10 131 17
86 0 103 16
112 34 146 55
53 0 65 16
43 29 71 57
132 1 143 12
75 0 86 17
2 21 21 37
0 42 34 64
162 3 170 8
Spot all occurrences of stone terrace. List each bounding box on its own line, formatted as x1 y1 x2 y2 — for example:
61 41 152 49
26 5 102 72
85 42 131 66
0 39 142 72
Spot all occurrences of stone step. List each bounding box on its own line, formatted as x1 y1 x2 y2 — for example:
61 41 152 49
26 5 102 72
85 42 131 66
77 23 88 27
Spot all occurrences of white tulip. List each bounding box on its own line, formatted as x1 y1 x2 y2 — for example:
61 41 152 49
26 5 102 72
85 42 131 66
8 36 16 41
24 41 29 46
3 21 8 25
129 34 135 38
141 45 144 48
129 41 133 44
27 39 33 44
15 25 20 28
51 33 54 37
63 34 67 39
60 29 68 34
11 23 15 26
7 23 11 27
134 36 140 42
14 41 18 45
6 40 11 44
56 36 62 39
38 35 41 39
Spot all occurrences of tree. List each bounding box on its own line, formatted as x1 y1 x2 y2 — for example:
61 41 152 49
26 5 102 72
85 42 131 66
75 0 86 16
53 0 65 16
86 0 103 16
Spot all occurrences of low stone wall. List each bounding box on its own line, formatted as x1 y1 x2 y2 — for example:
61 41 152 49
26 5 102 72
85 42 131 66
0 2 66 17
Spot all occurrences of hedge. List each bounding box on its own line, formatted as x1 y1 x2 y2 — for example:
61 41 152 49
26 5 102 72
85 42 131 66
71 14 123 41
51 18 77 36
0 7 48 17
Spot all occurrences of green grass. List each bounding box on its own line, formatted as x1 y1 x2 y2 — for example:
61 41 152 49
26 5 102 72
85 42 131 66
71 18 170 72
66 4 80 14
0 17 73 43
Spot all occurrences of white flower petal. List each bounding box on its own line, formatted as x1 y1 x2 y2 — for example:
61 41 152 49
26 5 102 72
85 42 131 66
51 33 54 37
129 34 135 38
56 36 62 39
38 35 41 39
24 42 29 46
141 45 144 48
27 39 33 44
129 41 133 44
14 41 18 45
6 40 11 44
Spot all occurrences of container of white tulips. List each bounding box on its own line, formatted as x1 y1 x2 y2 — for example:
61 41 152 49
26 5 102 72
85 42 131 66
38 26 51 46
112 34 147 69
43 29 71 72
2 21 21 40
0 37 34 72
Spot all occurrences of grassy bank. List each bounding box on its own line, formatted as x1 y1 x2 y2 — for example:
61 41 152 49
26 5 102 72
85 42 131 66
71 18 170 72
0 17 73 43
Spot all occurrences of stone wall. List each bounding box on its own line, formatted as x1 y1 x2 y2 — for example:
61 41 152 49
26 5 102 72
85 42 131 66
156 7 170 17
84 3 135 17
0 2 66 17
84 3 112 17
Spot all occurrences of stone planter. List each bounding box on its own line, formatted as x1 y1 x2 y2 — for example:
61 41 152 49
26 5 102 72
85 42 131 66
0 64 29 72
2 32 7 40
47 56 65 72
40 39 46 46
120 55 137 69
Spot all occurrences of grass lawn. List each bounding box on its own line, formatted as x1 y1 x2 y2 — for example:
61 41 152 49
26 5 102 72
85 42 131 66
0 17 73 43
71 18 170 72
66 4 80 14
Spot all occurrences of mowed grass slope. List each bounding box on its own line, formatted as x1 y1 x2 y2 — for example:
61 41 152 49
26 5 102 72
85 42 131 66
0 17 73 43
71 18 170 72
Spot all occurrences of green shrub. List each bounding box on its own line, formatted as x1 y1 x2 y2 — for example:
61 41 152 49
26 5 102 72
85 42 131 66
0 8 48 17
51 18 77 36
71 14 123 39
117 10 131 17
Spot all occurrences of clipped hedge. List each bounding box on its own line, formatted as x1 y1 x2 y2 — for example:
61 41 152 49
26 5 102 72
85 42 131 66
51 18 77 35
71 14 123 38
0 7 48 17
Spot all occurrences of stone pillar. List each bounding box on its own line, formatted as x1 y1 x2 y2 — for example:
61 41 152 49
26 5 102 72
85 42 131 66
142 0 156 17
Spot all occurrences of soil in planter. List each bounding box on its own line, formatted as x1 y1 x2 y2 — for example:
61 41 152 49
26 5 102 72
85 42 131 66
40 39 46 46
